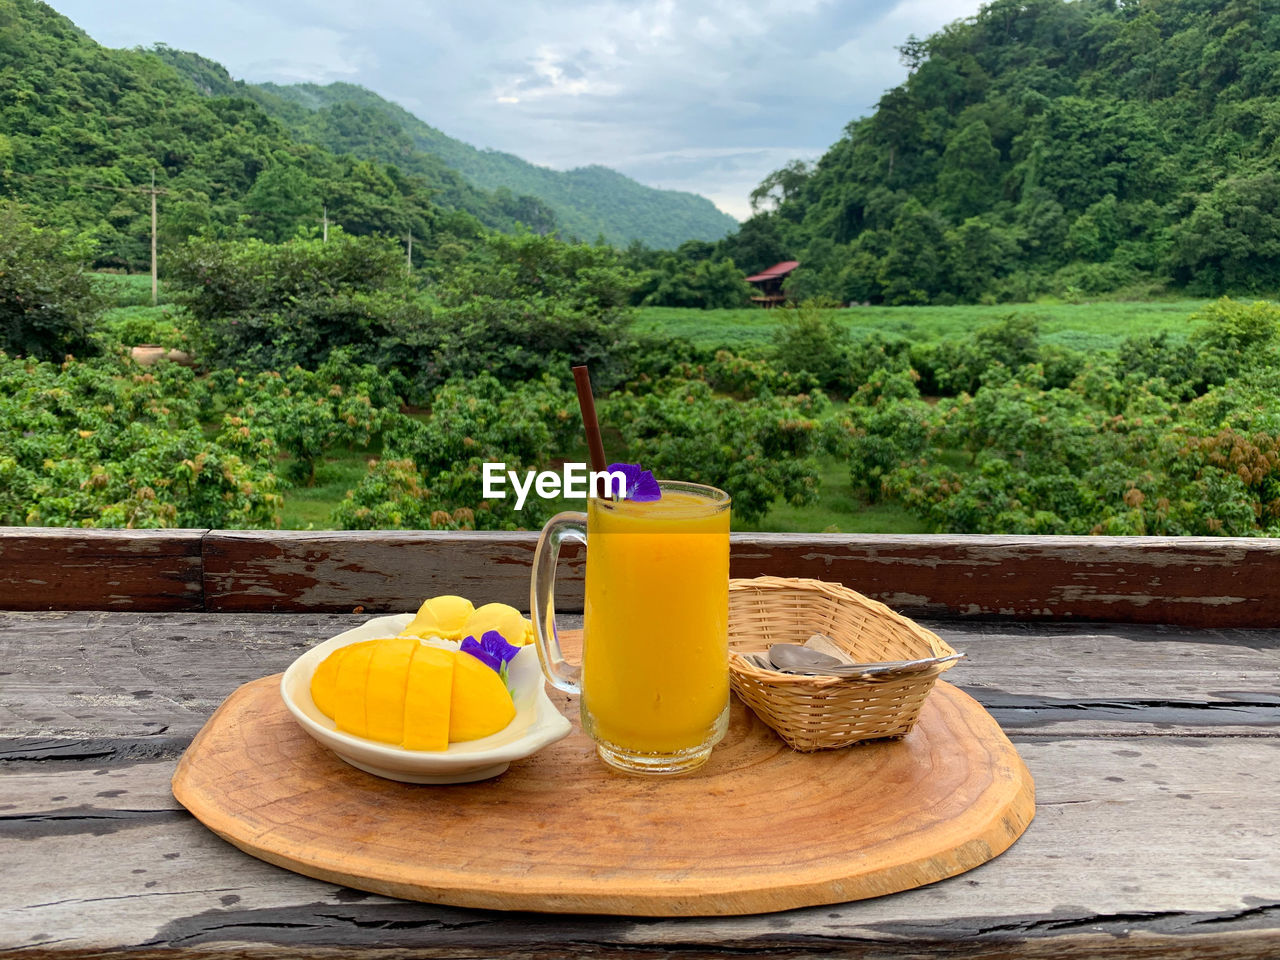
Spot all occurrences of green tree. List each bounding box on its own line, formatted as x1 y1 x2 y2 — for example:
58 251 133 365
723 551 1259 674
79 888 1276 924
1172 171 1280 294
717 213 791 276
1066 194 1122 263
937 119 1001 220
0 202 102 360
167 228 427 372
771 302 849 391
944 216 1018 301
243 163 316 242
878 198 948 304
428 232 636 389
639 256 751 309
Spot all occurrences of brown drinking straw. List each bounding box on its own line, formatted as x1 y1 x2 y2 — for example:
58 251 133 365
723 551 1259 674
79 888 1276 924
572 364 608 497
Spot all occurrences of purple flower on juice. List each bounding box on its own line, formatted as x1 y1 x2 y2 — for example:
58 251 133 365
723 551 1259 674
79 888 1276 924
607 462 661 502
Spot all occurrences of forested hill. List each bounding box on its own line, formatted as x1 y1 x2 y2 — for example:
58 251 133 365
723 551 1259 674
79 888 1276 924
155 53 739 249
755 0 1280 304
0 0 538 267
0 1 734 266
254 82 741 249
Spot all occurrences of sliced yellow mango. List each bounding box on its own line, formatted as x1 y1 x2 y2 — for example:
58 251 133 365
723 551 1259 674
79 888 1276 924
364 636 418 745
403 644 455 751
401 594 475 640
464 602 532 646
450 649 516 742
333 641 376 739
310 644 350 719
311 631 517 749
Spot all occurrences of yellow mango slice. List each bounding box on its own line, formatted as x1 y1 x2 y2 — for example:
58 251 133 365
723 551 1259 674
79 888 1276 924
401 595 475 640
403 644 455 752
310 644 350 719
333 641 376 739
364 637 418 745
312 633 518 749
450 649 516 742
464 602 532 646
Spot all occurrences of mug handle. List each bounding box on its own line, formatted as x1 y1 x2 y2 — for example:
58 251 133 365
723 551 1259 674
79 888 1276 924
529 511 587 694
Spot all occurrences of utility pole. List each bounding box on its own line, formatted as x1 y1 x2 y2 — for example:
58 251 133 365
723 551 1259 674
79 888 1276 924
406 230 412 275
321 205 328 243
150 171 158 306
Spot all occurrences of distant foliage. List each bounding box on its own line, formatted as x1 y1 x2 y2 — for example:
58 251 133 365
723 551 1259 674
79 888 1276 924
167 230 429 373
250 81 738 248
720 0 1280 303
427 233 636 390
604 377 829 523
0 1 448 270
335 374 581 530
635 256 752 309
0 203 102 360
0 353 281 527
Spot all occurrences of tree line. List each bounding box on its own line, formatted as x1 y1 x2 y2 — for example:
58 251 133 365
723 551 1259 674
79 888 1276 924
713 0 1280 304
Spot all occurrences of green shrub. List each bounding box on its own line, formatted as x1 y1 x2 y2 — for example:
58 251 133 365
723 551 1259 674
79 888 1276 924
0 353 281 527
168 229 428 373
428 232 636 390
604 378 828 522
335 373 582 530
93 306 188 351
771 301 849 392
0 203 103 361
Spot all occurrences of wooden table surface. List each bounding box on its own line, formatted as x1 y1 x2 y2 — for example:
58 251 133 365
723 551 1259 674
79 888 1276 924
3 610 1278 959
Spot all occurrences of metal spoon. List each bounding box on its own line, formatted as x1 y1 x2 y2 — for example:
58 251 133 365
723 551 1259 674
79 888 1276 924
764 643 965 677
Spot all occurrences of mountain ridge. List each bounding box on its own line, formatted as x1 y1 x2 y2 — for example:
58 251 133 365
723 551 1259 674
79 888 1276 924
154 52 738 248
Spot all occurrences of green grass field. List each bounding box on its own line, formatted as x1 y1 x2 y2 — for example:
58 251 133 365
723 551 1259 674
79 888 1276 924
92 272 166 307
634 299 1215 353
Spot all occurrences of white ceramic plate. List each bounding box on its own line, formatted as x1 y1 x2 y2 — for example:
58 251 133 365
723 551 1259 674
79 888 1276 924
280 613 572 784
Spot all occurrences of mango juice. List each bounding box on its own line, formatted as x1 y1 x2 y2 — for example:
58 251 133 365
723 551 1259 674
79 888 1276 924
580 488 730 755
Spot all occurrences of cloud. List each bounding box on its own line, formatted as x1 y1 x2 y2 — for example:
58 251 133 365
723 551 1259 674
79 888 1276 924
49 0 985 223
241 26 370 83
54 0 375 84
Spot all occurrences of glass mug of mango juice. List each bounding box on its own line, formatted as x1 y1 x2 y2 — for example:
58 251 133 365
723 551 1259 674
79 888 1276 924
530 480 731 774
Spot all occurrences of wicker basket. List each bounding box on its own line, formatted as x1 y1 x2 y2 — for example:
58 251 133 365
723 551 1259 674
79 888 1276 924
728 576 959 752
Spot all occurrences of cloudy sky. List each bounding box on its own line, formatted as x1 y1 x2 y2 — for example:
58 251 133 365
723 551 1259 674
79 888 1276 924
52 0 984 220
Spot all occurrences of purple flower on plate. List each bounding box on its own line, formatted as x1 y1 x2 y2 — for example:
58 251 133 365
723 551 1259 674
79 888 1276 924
460 630 521 680
606 462 661 502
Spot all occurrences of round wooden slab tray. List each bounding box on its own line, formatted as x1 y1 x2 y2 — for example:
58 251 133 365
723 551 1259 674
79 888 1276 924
172 633 1034 917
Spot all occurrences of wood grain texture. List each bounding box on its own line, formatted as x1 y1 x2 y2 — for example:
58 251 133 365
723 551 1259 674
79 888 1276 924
729 533 1280 627
5 739 1278 958
170 675 1034 916
201 530 583 613
0 527 205 611
3 613 1278 756
202 530 1280 625
5 529 1280 625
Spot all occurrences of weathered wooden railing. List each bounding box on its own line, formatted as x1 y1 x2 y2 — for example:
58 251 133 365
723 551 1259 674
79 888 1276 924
3 526 1278 957
3 526 1279 625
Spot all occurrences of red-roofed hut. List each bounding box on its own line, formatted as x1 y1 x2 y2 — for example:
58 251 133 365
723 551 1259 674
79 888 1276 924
744 260 799 307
